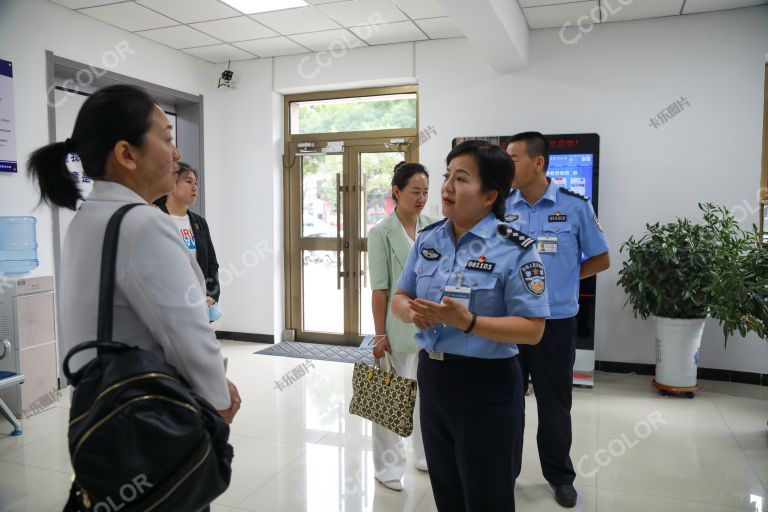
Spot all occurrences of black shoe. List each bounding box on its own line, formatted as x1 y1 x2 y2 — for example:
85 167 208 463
551 484 577 508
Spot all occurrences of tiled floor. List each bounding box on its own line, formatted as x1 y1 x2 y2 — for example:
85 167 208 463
1 340 767 511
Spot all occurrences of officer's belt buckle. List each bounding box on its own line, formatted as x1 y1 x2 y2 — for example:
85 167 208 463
427 350 444 361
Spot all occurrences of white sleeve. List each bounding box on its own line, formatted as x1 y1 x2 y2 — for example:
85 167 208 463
118 212 231 410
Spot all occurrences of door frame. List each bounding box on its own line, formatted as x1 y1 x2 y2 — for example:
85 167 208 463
283 86 419 345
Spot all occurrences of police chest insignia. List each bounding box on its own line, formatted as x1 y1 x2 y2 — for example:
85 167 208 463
547 213 567 222
504 214 519 222
497 224 535 250
421 248 441 260
520 262 546 296
466 258 495 272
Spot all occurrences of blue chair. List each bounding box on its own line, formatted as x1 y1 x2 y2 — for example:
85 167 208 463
0 338 23 436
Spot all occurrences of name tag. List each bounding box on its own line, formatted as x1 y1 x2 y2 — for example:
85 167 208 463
444 285 471 309
538 236 558 254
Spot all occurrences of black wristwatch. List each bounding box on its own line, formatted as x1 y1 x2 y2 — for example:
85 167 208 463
464 312 478 334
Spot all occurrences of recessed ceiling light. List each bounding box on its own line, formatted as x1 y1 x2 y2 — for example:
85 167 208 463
219 0 308 14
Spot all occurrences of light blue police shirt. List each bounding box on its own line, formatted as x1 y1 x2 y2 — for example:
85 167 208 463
504 179 609 319
397 212 551 359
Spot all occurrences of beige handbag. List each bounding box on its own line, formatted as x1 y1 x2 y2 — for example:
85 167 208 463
349 352 418 437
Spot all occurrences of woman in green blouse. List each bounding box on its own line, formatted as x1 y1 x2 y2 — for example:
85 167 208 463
368 161 438 491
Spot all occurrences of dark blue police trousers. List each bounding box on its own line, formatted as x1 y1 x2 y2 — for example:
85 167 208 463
418 350 523 512
518 316 578 486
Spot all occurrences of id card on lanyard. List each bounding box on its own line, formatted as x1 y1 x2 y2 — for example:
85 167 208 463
537 236 557 254
444 271 471 309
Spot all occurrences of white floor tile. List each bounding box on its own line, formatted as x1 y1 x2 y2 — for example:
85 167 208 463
0 343 766 512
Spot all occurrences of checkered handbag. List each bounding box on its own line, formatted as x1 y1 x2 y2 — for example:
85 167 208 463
349 353 418 438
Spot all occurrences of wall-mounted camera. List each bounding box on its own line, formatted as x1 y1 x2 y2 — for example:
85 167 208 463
218 60 234 88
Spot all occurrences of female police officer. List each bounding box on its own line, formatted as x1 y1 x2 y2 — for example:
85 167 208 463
391 140 550 512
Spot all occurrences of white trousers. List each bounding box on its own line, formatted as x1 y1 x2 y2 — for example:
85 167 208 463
372 350 425 481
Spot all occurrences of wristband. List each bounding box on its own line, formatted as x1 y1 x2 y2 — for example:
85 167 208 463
463 312 478 334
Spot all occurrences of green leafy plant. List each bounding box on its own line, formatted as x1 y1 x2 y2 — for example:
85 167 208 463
618 203 768 344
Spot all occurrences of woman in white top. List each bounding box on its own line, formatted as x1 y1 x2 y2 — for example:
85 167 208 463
27 85 240 424
367 161 438 490
155 164 222 312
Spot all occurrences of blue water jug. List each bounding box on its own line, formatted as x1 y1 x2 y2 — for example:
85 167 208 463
0 217 39 274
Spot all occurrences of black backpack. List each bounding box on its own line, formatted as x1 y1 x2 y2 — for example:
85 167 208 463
62 204 233 512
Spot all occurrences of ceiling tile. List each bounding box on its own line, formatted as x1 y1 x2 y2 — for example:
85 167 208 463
518 0 581 7
682 0 767 14
288 28 365 51
600 0 683 22
136 0 241 24
414 17 463 39
234 36 310 57
317 0 408 26
48 0 125 8
183 43 257 63
136 25 221 48
78 2 179 31
523 1 599 29
220 0 309 14
191 16 278 42
306 0 352 4
391 0 447 19
251 6 340 34
351 20 427 45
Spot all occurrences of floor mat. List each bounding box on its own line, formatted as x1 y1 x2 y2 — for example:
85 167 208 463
254 339 375 365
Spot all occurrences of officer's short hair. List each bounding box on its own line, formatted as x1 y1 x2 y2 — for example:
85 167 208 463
509 131 549 171
446 140 513 221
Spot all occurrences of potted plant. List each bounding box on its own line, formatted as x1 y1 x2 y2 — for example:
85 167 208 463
617 203 767 396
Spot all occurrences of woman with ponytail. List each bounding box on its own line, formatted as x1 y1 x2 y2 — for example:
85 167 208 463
28 85 240 425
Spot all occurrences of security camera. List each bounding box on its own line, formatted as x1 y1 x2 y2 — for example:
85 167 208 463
218 61 234 88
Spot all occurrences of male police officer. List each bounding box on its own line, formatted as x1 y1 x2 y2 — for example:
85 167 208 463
505 132 610 508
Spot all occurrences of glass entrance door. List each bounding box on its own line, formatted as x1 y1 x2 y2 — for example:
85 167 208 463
286 142 410 345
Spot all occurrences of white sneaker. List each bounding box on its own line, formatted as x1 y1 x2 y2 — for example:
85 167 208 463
415 459 428 471
376 477 403 491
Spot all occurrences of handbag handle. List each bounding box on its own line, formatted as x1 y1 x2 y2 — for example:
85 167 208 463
62 341 133 383
96 204 143 346
61 203 142 385
376 351 398 376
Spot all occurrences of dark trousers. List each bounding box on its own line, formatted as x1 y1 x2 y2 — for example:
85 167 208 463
518 317 577 486
418 351 524 512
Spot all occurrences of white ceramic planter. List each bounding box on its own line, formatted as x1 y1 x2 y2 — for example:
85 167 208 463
654 316 706 388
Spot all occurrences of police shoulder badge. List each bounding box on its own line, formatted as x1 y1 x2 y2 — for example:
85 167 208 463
421 247 441 260
559 187 589 201
497 224 535 250
520 261 546 296
593 213 603 232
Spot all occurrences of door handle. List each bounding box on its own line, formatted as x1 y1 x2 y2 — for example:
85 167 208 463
337 172 343 290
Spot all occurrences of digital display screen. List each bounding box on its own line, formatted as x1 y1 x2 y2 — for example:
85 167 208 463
547 153 595 203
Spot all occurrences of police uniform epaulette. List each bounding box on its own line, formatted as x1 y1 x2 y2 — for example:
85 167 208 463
418 218 447 234
559 187 589 201
497 224 535 250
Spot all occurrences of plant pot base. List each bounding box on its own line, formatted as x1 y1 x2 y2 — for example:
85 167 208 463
652 379 698 398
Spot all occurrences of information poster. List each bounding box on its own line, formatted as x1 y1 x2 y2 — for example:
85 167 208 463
0 58 16 173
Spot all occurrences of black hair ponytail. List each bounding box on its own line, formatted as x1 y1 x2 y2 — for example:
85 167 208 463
27 142 82 210
27 84 157 211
